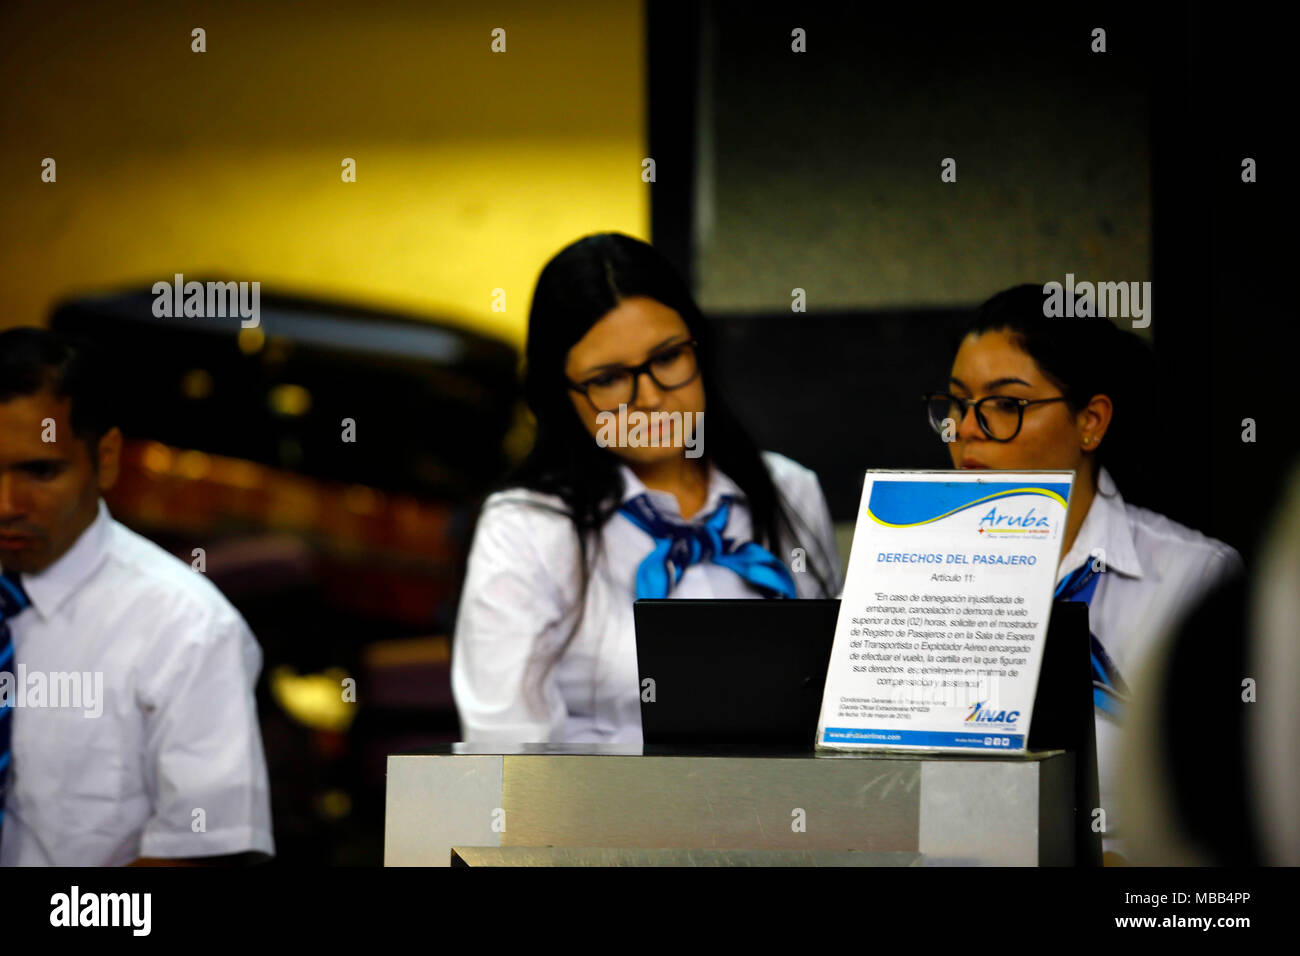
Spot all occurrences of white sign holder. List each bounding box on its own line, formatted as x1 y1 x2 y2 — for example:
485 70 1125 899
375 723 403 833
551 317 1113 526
816 469 1074 754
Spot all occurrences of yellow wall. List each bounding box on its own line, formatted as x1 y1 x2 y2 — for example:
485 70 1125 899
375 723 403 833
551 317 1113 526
0 0 648 347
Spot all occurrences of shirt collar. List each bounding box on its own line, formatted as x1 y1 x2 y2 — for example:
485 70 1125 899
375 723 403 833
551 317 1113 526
20 498 114 621
618 460 741 521
1056 466 1145 583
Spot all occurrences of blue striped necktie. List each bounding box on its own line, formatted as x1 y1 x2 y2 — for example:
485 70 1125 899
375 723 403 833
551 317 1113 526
1054 560 1129 719
0 571 32 850
619 493 798 600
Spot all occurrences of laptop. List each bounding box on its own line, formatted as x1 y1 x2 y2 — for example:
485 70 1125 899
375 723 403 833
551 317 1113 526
634 598 840 747
634 595 1101 863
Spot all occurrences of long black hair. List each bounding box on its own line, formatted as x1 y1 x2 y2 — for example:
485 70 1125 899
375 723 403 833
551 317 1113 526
964 283 1159 509
489 233 835 708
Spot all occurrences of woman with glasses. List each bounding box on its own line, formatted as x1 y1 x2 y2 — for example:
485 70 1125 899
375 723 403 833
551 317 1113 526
451 233 841 743
923 283 1242 863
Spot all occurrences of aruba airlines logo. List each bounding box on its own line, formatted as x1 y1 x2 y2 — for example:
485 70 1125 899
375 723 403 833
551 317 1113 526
965 700 1021 726
866 482 1069 529
976 505 1051 535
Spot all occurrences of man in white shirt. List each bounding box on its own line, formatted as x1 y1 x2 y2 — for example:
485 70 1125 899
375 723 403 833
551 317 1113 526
0 328 274 866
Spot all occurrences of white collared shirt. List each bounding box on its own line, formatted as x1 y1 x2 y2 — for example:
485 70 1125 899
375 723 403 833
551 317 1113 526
1056 467 1242 854
451 451 842 743
0 500 275 866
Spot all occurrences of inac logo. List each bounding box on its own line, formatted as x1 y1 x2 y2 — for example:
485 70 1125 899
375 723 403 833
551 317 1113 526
965 700 1020 726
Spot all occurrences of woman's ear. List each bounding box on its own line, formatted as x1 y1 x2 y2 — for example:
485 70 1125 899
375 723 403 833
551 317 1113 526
1078 394 1114 450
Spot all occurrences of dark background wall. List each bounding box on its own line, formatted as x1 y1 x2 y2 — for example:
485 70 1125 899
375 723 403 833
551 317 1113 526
695 8 1151 312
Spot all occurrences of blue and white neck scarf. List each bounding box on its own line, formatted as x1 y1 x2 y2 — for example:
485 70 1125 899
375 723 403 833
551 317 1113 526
618 493 798 600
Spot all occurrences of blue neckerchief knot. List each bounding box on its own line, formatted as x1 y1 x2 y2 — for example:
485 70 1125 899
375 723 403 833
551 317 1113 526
1054 559 1129 719
618 493 797 600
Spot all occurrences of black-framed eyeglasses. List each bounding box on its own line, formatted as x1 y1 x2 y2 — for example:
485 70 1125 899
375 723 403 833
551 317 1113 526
923 391 1071 442
568 339 700 412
